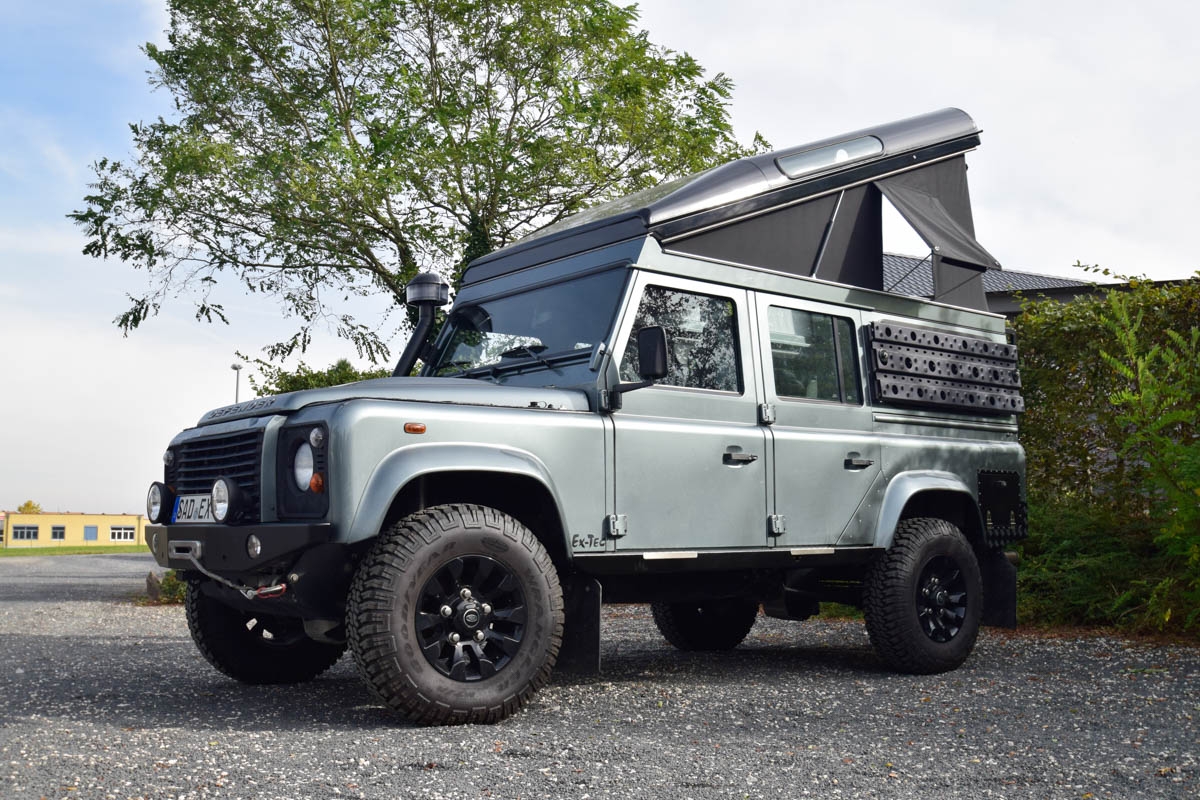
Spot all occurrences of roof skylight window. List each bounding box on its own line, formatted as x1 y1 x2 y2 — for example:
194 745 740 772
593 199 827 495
776 136 883 179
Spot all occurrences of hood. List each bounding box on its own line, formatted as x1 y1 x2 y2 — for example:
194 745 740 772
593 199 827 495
197 377 591 425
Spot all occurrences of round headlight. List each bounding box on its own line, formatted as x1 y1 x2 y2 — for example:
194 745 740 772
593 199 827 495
211 478 232 523
146 483 163 523
293 443 315 491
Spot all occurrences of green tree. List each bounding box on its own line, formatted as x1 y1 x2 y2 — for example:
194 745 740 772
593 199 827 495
70 0 761 362
245 356 388 395
16 501 42 514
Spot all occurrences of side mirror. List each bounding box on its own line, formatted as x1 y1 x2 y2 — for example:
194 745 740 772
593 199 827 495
612 326 669 402
636 326 668 381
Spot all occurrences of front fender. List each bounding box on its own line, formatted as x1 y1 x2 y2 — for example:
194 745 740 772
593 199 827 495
345 442 567 545
873 471 979 549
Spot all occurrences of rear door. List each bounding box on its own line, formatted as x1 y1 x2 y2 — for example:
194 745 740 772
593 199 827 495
757 295 882 547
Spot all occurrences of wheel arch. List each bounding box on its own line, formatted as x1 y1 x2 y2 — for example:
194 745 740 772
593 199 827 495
346 443 572 572
873 471 985 552
874 471 1017 629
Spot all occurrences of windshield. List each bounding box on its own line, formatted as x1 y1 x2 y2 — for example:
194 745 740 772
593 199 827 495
428 269 628 384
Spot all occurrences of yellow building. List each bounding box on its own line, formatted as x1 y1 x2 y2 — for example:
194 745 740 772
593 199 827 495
0 512 149 549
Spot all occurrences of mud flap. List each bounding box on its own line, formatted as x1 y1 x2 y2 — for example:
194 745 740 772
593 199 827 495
980 549 1018 628
556 577 602 675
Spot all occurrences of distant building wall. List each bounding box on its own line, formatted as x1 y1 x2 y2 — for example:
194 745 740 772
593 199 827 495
0 512 148 548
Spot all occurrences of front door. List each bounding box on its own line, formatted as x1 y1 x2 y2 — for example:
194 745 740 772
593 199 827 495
611 277 767 552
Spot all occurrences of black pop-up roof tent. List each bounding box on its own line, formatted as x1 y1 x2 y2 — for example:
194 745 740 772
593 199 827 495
464 108 1002 311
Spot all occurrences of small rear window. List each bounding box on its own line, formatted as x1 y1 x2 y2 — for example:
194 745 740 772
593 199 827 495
776 136 883 179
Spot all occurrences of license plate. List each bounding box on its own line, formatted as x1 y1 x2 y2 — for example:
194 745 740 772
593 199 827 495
172 494 214 524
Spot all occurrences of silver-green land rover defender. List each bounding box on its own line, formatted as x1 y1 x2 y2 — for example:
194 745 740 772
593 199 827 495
147 108 1027 725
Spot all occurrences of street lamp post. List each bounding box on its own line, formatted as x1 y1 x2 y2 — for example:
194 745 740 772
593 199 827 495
231 363 243 403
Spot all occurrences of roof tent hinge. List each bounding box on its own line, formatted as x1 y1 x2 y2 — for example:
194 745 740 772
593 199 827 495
769 514 788 537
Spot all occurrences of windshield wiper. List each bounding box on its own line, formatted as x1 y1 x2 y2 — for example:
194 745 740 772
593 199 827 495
498 344 552 369
448 349 589 380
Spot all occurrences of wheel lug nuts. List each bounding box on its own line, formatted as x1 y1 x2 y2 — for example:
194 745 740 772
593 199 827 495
481 603 492 615
449 632 461 644
460 588 472 600
474 630 486 642
440 605 453 618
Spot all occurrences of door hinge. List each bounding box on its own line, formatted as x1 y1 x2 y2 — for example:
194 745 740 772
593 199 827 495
759 403 776 425
605 514 628 539
768 514 787 537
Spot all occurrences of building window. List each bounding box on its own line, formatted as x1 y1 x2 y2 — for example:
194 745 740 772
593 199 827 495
51 526 66 541
12 525 39 541
109 526 136 542
768 306 861 404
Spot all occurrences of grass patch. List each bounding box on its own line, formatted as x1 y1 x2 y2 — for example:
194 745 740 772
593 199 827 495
0 545 148 557
819 602 863 620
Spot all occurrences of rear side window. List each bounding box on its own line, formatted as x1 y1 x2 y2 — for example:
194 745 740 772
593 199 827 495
768 306 861 404
621 286 741 392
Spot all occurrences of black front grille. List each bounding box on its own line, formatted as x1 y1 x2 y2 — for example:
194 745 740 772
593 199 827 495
167 430 265 523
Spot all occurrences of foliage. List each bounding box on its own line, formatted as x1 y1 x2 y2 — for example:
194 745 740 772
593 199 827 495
1097 282 1200 628
1013 268 1200 636
15 500 42 514
157 570 188 604
245 355 389 395
70 0 763 363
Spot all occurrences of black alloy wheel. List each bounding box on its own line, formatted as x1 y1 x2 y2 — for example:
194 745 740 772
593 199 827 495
863 517 983 675
348 503 563 725
915 555 969 643
184 580 345 685
416 555 527 682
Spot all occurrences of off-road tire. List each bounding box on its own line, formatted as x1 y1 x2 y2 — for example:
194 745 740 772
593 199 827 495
863 517 983 674
184 581 345 684
347 504 563 725
651 598 759 651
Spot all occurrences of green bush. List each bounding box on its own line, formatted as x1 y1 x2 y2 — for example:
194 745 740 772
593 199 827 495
1014 269 1200 636
156 570 187 604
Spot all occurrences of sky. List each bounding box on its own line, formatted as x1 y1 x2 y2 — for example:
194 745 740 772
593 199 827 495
0 0 1197 514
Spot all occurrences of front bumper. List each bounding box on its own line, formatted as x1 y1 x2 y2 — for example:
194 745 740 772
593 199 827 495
147 523 334 573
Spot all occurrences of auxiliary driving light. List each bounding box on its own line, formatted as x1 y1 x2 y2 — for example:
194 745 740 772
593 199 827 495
146 482 174 524
246 534 262 559
211 477 243 524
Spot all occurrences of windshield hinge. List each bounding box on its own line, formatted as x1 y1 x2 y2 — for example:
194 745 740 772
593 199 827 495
589 341 608 371
759 403 776 425
768 514 787 537
605 514 628 539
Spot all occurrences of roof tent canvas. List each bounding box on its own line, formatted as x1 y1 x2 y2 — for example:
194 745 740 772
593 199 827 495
463 108 1002 311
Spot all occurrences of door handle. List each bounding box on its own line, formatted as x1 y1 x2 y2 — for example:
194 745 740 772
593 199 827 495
723 451 759 465
844 456 875 470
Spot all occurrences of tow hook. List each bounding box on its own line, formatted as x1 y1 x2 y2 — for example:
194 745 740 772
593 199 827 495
177 545 288 600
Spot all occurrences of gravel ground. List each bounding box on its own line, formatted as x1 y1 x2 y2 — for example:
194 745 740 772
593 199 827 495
0 554 1196 800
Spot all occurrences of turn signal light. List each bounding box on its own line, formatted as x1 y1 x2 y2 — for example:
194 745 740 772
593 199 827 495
404 422 427 434
309 473 325 494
